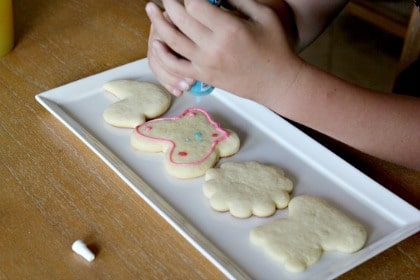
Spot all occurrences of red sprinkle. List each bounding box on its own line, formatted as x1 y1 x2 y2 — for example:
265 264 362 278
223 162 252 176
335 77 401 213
178 151 188 157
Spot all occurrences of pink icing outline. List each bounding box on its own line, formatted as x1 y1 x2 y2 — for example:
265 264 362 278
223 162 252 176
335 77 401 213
134 107 231 166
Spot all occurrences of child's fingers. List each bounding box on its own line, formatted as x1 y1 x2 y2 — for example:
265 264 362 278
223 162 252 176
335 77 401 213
182 0 258 35
183 0 236 32
148 40 194 96
162 0 212 48
146 2 196 60
227 0 272 23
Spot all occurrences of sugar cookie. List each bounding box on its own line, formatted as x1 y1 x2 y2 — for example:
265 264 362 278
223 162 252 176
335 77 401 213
131 107 240 179
103 80 171 128
203 161 293 218
250 195 367 273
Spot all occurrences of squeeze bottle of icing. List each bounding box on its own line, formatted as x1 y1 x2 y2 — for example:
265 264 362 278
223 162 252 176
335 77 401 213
189 0 223 97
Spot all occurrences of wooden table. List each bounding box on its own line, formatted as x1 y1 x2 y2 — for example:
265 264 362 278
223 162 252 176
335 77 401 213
1 1 418 279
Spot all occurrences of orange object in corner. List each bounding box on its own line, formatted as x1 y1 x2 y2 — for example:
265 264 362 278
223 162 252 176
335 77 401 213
0 0 14 57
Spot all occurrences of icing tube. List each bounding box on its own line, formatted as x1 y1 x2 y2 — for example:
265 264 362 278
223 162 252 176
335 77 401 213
189 0 223 97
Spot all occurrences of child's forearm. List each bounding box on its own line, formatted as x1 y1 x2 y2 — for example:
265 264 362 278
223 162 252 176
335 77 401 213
263 61 420 170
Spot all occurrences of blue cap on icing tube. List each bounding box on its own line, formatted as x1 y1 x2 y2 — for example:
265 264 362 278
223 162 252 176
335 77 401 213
208 0 223 5
189 0 223 97
190 81 214 96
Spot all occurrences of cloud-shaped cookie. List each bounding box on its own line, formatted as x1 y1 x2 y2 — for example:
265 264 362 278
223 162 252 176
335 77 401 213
103 80 171 128
203 161 293 218
131 108 240 179
250 195 367 273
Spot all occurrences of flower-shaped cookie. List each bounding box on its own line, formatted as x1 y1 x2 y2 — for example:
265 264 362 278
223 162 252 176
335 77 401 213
131 108 240 179
203 161 293 218
103 80 171 128
250 195 367 273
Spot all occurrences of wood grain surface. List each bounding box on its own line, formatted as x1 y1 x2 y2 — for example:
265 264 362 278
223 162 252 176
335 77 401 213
0 0 418 279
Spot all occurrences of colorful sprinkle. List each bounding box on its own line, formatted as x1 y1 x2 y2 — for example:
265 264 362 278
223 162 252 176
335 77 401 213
212 133 218 137
194 132 203 139
145 126 152 132
178 151 188 157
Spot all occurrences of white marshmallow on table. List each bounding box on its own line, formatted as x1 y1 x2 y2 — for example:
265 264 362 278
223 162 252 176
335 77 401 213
72 240 95 262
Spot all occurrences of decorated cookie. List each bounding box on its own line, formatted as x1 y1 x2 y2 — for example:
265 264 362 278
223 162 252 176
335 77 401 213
103 80 171 128
203 161 293 218
131 107 240 179
250 195 367 273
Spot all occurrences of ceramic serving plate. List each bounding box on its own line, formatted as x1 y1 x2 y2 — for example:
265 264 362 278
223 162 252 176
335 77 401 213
36 59 420 280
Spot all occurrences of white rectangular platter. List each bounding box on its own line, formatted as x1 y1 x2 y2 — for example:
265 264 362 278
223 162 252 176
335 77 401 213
36 59 420 280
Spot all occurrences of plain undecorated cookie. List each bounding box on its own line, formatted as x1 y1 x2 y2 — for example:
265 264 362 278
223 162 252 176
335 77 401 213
203 161 293 218
250 195 367 273
103 80 171 128
131 107 240 179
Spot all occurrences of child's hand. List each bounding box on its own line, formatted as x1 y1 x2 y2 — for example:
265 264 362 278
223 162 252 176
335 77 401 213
146 3 194 96
146 0 303 101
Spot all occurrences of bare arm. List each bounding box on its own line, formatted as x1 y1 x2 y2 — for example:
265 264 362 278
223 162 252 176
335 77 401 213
260 62 420 170
251 0 420 169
